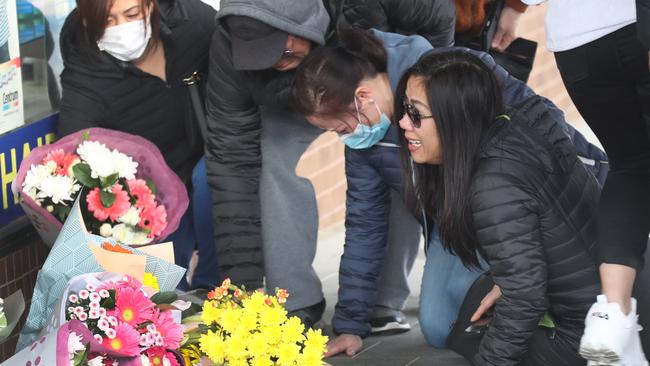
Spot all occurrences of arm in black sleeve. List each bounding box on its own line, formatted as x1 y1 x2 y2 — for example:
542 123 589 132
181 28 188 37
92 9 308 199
57 71 105 136
204 29 264 289
384 0 456 47
471 165 549 366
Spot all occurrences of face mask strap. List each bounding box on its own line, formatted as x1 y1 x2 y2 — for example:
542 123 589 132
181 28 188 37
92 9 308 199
353 97 363 126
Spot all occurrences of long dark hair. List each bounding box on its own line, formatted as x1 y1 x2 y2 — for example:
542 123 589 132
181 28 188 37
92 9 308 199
74 0 161 58
397 50 505 268
292 28 387 119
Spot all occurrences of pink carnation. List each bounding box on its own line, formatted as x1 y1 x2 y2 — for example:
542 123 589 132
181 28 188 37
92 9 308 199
127 179 156 210
86 184 131 222
139 205 167 238
43 149 80 176
153 310 183 350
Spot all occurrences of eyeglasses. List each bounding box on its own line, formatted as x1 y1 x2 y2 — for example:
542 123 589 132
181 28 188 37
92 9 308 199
402 100 433 128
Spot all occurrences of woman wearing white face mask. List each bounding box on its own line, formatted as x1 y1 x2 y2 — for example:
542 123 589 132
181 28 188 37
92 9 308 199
57 0 219 290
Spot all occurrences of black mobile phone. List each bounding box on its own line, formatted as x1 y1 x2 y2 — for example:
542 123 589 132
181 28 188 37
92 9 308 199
464 315 493 335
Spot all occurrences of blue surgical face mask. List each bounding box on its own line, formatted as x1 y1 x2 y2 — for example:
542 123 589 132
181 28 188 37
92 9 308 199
339 98 391 149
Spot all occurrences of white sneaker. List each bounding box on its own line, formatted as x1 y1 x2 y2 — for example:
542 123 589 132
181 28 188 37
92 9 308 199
580 295 649 366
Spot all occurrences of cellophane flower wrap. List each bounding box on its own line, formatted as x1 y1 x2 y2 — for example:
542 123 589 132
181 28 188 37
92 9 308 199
180 279 328 366
13 128 188 246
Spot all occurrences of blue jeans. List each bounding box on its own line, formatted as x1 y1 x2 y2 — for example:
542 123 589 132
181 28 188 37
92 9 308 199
167 157 220 290
419 230 486 348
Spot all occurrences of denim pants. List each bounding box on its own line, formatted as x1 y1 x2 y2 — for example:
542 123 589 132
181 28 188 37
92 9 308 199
419 229 485 348
167 157 220 290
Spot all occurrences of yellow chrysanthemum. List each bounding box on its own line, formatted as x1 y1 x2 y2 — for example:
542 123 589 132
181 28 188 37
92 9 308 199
276 342 300 366
247 332 270 357
201 301 222 325
251 355 274 366
219 307 244 333
224 332 248 360
143 273 160 292
199 331 226 364
281 316 306 344
242 291 267 314
260 325 283 347
239 310 259 332
299 347 327 366
304 328 329 352
259 305 287 327
228 357 250 366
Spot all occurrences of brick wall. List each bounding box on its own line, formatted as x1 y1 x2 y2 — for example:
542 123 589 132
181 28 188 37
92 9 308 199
298 3 599 230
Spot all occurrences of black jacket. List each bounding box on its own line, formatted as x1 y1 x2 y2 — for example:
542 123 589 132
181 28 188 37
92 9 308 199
471 96 601 365
638 0 650 48
57 0 216 184
330 0 456 47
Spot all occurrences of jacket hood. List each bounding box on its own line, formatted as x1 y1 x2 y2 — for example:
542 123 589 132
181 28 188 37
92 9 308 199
216 0 330 45
60 0 188 79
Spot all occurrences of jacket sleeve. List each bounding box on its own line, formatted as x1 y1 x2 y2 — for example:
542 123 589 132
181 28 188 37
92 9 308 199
332 147 392 337
471 166 549 366
57 71 105 136
384 0 456 47
204 29 264 289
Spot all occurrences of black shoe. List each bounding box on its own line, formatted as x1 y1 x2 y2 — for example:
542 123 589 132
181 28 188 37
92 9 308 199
370 311 411 336
287 299 326 330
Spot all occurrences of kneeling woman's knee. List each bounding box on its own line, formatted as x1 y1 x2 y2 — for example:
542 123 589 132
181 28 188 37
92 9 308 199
418 307 451 349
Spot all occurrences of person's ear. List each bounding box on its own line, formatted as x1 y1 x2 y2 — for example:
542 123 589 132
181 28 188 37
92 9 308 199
354 85 375 109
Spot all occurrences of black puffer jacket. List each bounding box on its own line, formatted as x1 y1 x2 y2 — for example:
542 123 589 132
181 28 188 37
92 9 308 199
57 0 215 184
471 96 601 365
329 0 456 47
638 0 650 48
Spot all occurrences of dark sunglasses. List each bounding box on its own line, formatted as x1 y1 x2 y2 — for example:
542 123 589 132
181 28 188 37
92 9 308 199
402 100 433 128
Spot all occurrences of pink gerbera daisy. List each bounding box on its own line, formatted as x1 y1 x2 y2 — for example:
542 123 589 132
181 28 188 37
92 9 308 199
86 184 131 222
127 179 156 210
146 347 180 366
103 322 141 356
139 205 167 238
114 286 155 326
43 149 80 176
153 310 183 349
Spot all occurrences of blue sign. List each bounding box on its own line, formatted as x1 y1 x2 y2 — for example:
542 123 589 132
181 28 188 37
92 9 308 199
0 114 58 227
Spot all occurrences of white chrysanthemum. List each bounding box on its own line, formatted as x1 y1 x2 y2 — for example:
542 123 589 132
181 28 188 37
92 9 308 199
87 356 105 366
44 160 57 174
24 188 39 203
36 175 79 204
111 150 138 180
130 230 151 245
140 355 151 366
67 332 85 355
118 206 141 226
23 164 52 192
77 141 116 179
112 224 134 243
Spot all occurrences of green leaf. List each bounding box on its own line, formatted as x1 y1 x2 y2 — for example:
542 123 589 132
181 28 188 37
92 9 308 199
100 190 116 208
538 312 556 329
151 291 178 305
146 180 157 195
72 163 99 188
81 131 90 141
100 173 120 189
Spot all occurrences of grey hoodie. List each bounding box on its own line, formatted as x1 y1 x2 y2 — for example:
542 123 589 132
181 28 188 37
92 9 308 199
216 0 330 46
204 0 330 289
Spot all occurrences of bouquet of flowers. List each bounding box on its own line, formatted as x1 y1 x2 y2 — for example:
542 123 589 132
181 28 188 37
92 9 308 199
180 279 328 366
63 274 184 365
13 128 188 246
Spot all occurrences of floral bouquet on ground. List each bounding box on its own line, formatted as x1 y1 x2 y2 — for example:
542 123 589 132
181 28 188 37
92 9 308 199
13 128 188 246
6 272 188 366
180 279 329 366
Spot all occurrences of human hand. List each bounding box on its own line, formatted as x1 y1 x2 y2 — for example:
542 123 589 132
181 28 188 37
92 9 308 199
491 6 524 51
470 285 502 322
324 334 363 357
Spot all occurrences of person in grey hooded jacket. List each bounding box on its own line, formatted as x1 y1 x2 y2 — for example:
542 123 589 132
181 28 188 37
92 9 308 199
205 0 423 327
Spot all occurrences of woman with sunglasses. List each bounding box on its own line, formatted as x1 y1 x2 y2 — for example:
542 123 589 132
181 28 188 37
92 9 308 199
397 50 602 365
292 28 606 357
